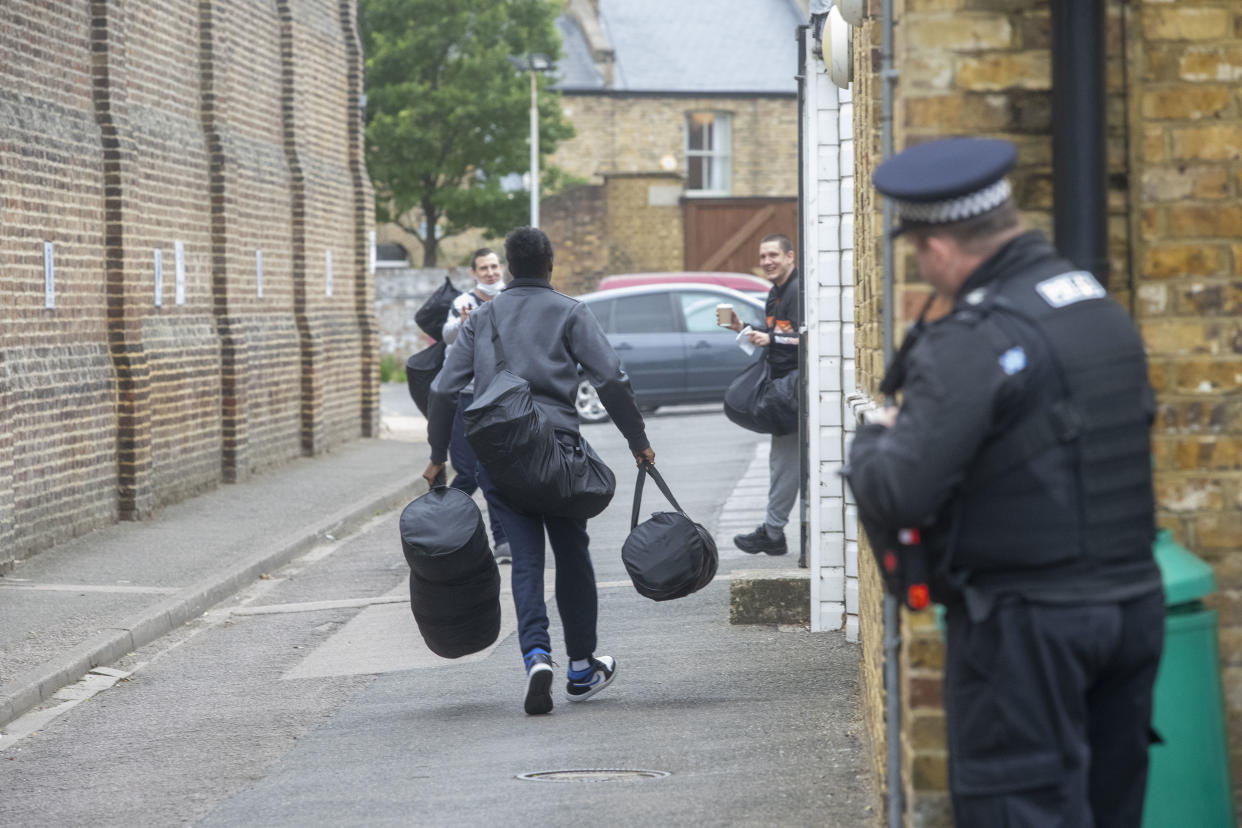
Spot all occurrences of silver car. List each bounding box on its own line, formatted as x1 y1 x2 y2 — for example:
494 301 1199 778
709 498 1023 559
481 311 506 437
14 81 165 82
574 283 767 423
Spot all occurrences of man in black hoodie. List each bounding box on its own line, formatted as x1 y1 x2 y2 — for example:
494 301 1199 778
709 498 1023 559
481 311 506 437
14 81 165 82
423 226 655 716
725 233 801 557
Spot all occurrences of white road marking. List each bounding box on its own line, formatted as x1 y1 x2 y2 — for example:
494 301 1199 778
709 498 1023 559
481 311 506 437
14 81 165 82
0 583 180 595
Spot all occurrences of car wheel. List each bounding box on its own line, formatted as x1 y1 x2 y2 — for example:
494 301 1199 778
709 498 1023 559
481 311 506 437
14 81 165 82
575 379 610 423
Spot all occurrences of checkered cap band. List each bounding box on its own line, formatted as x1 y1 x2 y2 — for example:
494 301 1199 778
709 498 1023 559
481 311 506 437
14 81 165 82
894 178 1012 225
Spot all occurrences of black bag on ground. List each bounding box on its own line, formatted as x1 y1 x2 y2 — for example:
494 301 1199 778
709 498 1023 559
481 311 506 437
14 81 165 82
463 306 615 520
723 359 798 436
621 463 718 601
414 275 461 339
399 487 500 658
405 340 447 417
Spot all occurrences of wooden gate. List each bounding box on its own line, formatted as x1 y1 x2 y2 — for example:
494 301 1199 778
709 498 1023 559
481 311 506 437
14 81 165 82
682 196 798 273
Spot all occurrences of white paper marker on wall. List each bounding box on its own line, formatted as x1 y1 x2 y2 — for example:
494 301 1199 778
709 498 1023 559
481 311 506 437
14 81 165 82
325 249 333 297
154 248 164 307
43 241 54 309
174 240 186 305
256 249 264 298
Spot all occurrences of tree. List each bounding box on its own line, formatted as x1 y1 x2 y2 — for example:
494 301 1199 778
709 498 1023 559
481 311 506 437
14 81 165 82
361 0 575 266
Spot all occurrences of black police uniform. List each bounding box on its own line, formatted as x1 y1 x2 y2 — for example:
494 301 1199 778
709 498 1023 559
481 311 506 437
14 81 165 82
847 139 1164 828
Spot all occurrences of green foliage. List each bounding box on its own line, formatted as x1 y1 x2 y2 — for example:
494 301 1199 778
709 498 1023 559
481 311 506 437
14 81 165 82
360 0 575 265
379 353 407 384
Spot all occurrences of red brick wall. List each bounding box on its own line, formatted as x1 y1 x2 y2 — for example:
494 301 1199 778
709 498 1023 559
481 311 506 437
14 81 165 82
96 0 221 514
205 0 302 480
0 0 375 564
282 0 366 454
0 1 117 565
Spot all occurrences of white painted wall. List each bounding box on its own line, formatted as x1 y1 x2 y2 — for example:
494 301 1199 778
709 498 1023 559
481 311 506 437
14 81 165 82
802 29 858 641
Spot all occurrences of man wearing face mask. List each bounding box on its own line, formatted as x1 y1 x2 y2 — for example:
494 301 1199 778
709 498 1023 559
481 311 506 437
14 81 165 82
442 247 510 563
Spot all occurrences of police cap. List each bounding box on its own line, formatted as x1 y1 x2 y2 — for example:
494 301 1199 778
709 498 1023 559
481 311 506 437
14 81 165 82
872 137 1017 235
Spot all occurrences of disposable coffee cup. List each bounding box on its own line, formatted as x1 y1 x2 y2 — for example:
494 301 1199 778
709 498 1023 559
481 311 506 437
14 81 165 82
716 303 734 327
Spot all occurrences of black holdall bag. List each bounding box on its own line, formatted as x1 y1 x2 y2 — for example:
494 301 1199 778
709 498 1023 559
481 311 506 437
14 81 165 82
399 486 501 658
405 339 447 417
723 358 798 436
414 275 461 339
463 304 615 520
621 462 718 601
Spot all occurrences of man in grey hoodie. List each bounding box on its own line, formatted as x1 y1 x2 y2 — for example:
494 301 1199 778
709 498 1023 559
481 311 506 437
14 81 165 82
423 226 655 715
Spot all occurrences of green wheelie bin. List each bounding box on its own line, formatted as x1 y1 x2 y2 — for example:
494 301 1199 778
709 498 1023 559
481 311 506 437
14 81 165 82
1142 529 1235 828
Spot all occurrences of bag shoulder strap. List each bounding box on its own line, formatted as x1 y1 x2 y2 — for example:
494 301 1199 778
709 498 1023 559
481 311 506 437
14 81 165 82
630 462 687 529
487 300 508 372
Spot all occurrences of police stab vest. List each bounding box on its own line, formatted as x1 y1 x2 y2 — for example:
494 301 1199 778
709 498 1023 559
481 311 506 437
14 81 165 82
948 265 1156 577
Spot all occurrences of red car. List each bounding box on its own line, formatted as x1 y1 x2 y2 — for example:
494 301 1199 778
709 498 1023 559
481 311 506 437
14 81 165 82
596 272 770 301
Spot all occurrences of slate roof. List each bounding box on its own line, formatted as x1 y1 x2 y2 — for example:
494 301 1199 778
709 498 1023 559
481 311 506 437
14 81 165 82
554 0 803 95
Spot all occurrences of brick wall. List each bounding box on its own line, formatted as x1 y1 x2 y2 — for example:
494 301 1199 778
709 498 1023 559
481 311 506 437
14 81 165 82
542 183 608 294
851 11 892 808
205 0 302 481
553 93 799 197
98 0 220 514
0 1 116 566
0 1 374 564
1129 0 1242 804
540 173 684 295
850 0 1242 822
603 173 685 277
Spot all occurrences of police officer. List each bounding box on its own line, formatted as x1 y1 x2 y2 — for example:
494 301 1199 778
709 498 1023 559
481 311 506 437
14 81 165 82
845 138 1164 827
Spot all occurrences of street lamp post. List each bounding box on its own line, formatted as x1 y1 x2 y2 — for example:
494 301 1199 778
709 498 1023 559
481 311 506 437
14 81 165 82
529 66 539 227
510 53 551 228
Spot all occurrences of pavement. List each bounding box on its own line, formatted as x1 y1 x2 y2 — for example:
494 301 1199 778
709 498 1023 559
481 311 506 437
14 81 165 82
0 385 873 826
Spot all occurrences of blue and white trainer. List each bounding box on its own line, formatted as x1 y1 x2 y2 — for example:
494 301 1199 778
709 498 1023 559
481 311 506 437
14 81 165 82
565 655 616 702
523 649 554 715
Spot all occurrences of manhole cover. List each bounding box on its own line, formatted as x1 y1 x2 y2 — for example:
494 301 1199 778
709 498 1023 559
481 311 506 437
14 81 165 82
516 769 670 783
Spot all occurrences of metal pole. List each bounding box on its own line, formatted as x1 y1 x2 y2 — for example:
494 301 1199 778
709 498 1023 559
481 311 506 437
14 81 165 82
796 24 809 570
880 0 904 825
1051 0 1108 287
530 69 540 228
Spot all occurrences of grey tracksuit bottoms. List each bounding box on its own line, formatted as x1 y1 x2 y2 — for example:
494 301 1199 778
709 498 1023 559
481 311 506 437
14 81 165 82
765 430 799 535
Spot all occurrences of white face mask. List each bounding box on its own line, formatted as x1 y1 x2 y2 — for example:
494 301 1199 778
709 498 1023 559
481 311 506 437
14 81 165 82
475 279 503 297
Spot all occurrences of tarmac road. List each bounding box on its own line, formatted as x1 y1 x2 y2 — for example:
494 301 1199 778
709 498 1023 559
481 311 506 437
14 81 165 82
0 394 875 827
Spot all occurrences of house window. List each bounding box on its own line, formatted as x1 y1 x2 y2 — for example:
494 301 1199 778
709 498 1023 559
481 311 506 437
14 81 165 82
685 112 731 194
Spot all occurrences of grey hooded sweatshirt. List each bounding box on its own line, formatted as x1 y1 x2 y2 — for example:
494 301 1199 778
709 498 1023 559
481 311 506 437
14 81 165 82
427 278 649 465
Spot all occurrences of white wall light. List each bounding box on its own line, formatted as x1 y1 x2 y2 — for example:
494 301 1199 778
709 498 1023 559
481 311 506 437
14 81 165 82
824 7 854 89
838 0 865 27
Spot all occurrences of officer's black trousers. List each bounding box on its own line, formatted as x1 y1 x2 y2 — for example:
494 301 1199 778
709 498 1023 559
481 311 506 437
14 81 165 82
944 591 1164 828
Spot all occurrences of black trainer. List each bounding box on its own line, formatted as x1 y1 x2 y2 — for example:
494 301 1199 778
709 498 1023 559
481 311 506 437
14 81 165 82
523 649 554 715
565 656 616 702
733 525 788 556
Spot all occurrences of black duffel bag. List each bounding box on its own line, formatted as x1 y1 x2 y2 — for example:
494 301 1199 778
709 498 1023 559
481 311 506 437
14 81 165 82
400 486 494 581
399 487 501 658
409 568 501 659
405 340 447 417
464 305 615 520
723 359 798 436
621 462 718 601
414 275 461 339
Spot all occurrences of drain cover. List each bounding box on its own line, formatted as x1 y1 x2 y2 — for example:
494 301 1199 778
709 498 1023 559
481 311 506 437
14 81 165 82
516 769 670 783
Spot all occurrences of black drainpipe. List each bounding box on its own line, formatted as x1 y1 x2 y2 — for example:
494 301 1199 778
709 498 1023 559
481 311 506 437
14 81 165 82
1051 0 1109 288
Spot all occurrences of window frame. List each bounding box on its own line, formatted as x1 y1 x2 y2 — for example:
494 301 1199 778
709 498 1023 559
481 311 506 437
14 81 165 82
684 111 733 195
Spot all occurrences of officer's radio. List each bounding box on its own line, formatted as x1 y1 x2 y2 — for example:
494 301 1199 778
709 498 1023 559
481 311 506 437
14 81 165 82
875 527 932 611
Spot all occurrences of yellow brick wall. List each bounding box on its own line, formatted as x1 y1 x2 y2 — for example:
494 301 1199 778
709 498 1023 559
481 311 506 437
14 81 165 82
852 0 1242 823
553 94 799 197
1128 1 1242 804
